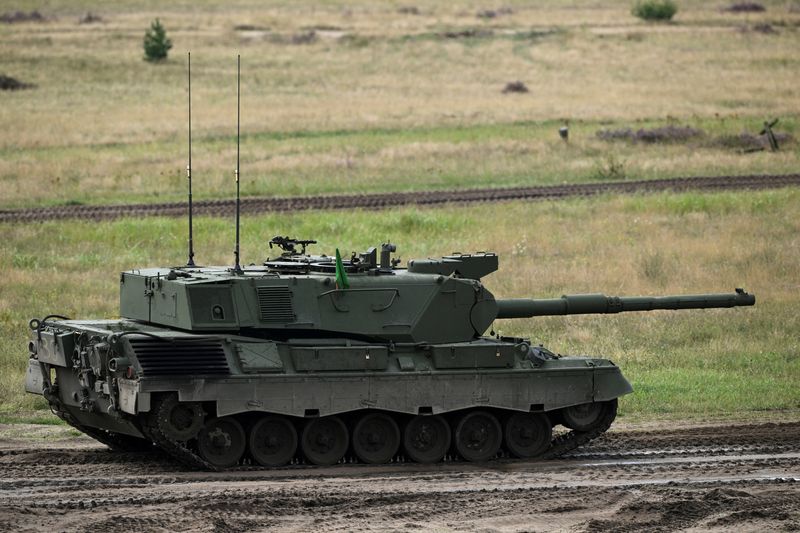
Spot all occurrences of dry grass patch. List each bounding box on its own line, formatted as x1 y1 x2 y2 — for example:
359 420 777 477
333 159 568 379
1 117 797 208
0 1 798 206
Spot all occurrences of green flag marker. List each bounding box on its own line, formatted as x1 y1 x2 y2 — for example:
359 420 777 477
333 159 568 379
335 248 349 289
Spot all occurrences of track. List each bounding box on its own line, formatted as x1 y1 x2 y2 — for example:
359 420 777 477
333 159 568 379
2 173 799 223
1 420 798 532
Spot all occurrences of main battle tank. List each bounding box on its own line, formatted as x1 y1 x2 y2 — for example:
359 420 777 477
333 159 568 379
25 237 755 470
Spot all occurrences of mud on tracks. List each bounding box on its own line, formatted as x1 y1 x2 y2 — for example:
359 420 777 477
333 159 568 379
1 419 799 531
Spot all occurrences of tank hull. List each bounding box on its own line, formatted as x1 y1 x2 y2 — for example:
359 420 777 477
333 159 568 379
27 318 631 469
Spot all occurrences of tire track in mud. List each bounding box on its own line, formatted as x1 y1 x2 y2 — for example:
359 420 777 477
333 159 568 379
1 478 797 532
1 421 799 532
2 455 798 495
569 421 800 459
1 173 798 223
1 421 798 481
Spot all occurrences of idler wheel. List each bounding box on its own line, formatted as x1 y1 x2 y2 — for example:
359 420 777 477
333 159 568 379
301 416 349 466
403 415 450 464
197 417 246 468
561 400 616 432
454 410 502 462
248 415 297 467
153 394 204 441
352 412 400 464
504 412 552 458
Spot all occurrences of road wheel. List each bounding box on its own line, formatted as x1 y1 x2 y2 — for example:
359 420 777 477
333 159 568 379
454 410 502 462
561 400 617 432
403 415 451 464
504 412 552 458
197 417 246 468
301 416 349 466
249 415 297 467
352 412 400 464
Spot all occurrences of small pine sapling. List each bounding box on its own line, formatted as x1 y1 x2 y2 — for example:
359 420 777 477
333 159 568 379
143 19 173 62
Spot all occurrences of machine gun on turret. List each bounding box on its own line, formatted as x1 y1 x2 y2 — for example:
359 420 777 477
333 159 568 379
269 236 317 255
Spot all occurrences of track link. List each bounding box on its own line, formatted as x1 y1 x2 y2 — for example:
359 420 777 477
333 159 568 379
140 398 220 472
541 400 618 460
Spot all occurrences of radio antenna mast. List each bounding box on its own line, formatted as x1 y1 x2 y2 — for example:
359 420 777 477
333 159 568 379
186 52 196 267
233 54 243 275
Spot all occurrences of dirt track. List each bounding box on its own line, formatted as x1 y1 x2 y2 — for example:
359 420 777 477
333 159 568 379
1 173 799 223
1 420 798 532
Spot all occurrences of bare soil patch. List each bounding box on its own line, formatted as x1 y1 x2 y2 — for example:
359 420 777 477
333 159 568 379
1 419 797 532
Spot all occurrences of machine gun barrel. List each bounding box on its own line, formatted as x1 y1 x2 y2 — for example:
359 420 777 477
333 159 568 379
495 289 755 319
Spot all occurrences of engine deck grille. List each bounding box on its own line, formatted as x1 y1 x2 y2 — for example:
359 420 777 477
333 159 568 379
128 338 229 376
257 286 295 323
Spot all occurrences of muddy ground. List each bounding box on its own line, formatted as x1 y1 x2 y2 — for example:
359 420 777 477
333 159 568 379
1 419 798 532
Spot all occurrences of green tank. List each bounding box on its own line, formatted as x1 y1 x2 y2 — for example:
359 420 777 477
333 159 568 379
25 237 755 469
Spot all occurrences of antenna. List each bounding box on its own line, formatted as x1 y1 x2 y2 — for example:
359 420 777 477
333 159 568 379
233 54 243 275
186 52 196 267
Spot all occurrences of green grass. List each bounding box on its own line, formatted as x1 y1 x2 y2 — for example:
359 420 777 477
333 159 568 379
1 189 798 420
0 412 66 425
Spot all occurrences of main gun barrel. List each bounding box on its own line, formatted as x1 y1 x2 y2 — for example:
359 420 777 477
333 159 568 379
495 289 755 319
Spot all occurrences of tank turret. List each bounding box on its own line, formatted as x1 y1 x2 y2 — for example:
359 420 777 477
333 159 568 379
116 240 754 346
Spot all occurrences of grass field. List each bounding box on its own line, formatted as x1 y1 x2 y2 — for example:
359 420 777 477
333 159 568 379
0 1 798 423
0 0 798 207
1 189 798 420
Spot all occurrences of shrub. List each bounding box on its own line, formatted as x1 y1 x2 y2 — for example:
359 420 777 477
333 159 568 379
591 155 627 181
143 18 172 62
723 2 765 13
502 81 529 94
632 0 678 21
596 125 703 143
0 74 34 91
